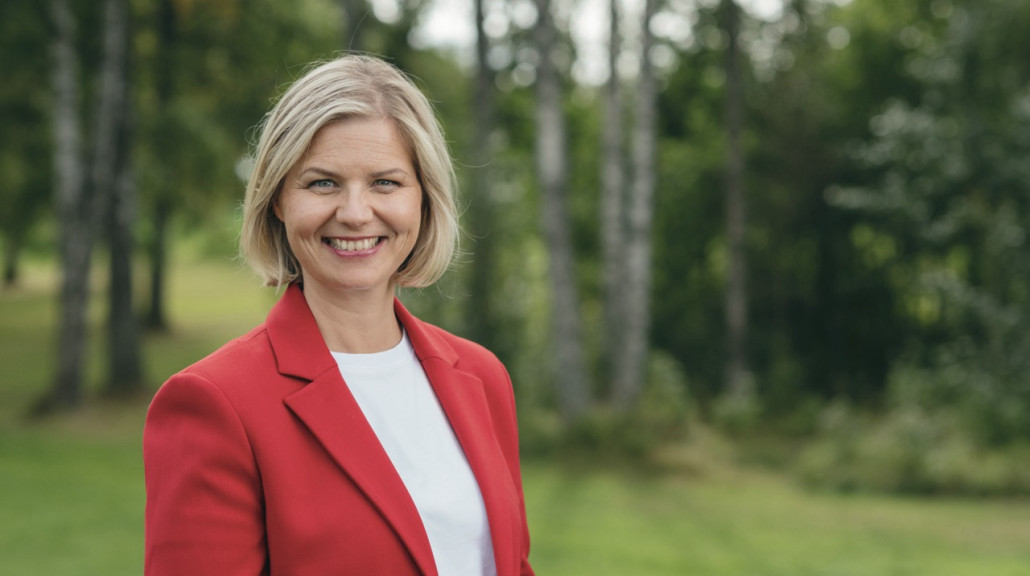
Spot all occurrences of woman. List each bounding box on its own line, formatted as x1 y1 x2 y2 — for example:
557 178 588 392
143 55 534 576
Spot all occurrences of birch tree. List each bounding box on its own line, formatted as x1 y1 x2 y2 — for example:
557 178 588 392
145 0 176 330
721 0 750 398
534 0 590 420
101 0 141 396
47 0 90 410
600 0 626 390
611 0 659 409
467 0 500 352
43 0 136 409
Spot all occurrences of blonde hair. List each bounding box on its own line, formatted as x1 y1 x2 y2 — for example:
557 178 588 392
240 54 458 288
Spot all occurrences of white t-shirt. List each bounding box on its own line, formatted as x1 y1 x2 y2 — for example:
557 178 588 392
332 332 497 576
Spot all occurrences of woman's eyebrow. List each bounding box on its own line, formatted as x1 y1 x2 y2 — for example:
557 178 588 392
370 168 410 179
297 166 340 179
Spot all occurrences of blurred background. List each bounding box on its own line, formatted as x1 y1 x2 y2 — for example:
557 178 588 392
2 0 1029 573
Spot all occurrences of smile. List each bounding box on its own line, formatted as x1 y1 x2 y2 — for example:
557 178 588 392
324 237 382 252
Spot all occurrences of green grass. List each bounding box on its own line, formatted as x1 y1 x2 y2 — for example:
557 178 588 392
0 421 144 574
524 460 1030 575
2 258 1029 575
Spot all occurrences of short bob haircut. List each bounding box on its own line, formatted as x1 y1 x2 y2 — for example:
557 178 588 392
240 54 458 288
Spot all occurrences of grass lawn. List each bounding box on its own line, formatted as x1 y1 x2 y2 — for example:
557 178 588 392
2 259 1029 575
524 459 1030 575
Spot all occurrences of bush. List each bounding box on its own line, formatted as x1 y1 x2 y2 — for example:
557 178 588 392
631 351 695 444
797 341 1030 496
712 376 762 436
887 348 1030 447
521 351 695 461
797 401 1030 495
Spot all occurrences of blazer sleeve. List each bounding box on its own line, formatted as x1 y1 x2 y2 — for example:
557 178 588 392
143 373 267 575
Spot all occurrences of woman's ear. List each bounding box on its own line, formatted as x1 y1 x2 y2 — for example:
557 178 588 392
272 194 283 222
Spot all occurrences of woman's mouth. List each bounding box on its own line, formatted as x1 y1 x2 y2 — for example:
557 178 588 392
323 237 382 252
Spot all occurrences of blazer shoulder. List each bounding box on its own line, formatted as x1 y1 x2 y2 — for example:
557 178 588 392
173 323 279 393
419 320 505 370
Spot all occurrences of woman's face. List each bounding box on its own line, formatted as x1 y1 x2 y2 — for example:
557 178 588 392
275 117 422 301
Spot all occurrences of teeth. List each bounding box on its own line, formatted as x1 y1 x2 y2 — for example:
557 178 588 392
328 237 378 251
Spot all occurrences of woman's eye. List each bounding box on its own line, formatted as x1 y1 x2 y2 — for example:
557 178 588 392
373 179 399 189
309 179 335 189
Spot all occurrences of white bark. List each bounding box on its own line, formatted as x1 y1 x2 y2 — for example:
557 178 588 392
600 0 627 388
49 0 89 409
534 0 590 420
46 0 137 409
611 0 659 409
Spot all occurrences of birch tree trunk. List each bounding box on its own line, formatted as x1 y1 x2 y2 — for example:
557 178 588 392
3 239 20 288
45 0 137 410
722 0 750 397
146 197 170 330
534 0 590 421
108 149 142 395
146 0 175 331
600 0 627 390
467 0 500 353
611 0 659 409
47 0 90 411
87 0 128 252
102 0 142 396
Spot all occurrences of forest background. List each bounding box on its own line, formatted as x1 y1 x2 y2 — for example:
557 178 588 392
3 0 1030 572
2 0 1030 545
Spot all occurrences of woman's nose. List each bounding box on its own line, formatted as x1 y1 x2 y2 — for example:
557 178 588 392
334 190 373 225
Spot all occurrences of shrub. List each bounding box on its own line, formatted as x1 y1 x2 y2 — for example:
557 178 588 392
797 401 1030 495
523 350 696 461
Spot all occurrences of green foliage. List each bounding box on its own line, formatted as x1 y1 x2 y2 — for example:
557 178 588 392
821 0 1030 469
520 350 694 460
888 344 1030 446
0 1 53 278
797 401 1030 495
712 383 762 436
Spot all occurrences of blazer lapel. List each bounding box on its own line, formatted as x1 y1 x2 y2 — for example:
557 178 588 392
270 285 437 576
397 301 520 576
421 359 518 576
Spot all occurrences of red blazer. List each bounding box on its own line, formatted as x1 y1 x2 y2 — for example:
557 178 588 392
144 284 533 575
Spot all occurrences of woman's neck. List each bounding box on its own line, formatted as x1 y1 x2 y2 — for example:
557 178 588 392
300 282 402 354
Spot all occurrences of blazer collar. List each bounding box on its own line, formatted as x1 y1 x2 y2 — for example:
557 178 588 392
265 284 337 381
268 285 518 576
266 284 461 377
